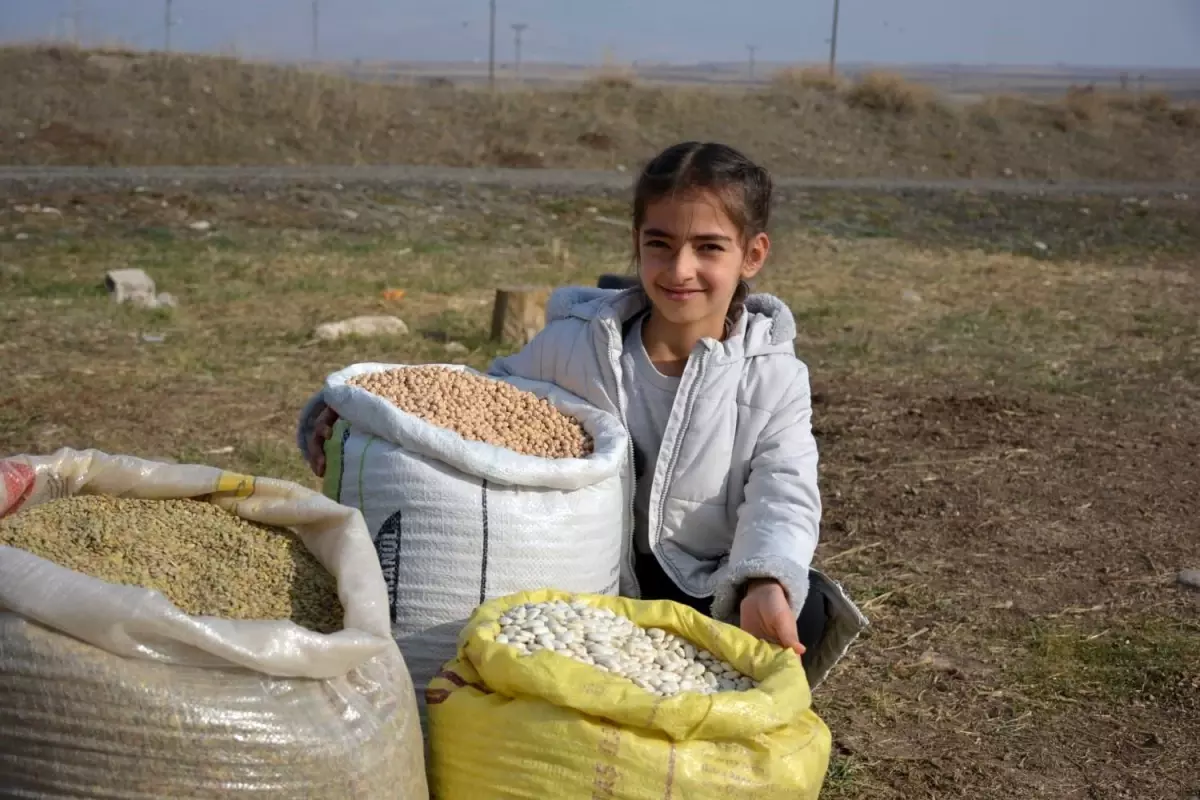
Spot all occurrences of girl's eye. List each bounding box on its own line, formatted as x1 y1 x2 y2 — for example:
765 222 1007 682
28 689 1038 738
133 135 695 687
699 243 725 253
643 239 670 249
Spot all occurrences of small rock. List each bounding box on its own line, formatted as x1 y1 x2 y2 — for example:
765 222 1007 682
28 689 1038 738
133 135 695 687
141 333 166 344
595 215 627 228
15 233 29 241
313 315 409 342
341 209 359 221
155 292 179 308
902 289 923 304
1033 241 1049 252
0 263 23 278
1174 192 1190 202
1177 569 1200 591
41 206 62 216
444 341 469 355
1003 167 1014 177
188 220 213 232
105 268 157 305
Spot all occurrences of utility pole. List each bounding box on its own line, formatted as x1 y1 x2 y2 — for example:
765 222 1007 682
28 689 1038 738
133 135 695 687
164 0 173 52
488 0 497 90
68 0 81 45
512 23 528 76
746 44 757 80
311 0 319 61
828 0 841 74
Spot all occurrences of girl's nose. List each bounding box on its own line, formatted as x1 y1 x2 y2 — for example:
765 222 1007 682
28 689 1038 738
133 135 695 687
666 248 700 282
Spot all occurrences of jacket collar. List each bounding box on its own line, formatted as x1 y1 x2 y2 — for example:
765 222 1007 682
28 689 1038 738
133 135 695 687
546 286 797 360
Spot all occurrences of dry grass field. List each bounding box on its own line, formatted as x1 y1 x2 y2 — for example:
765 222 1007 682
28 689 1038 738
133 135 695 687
2 45 1200 181
1 180 1197 798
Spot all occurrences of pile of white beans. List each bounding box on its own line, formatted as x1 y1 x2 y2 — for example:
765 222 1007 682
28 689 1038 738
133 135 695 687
495 599 758 697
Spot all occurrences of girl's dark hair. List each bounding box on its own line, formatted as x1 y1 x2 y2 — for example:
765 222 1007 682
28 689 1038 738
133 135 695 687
631 141 773 335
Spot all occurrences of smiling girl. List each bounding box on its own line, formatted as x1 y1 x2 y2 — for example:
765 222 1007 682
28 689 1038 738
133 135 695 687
304 141 864 672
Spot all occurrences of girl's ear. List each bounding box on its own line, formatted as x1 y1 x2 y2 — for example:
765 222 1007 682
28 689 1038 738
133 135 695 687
741 232 770 280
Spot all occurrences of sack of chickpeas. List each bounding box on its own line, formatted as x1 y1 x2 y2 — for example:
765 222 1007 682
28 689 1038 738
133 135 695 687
427 589 831 800
318 363 629 715
0 449 427 799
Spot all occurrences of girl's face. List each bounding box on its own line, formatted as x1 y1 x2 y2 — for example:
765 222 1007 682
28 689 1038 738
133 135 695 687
636 190 769 336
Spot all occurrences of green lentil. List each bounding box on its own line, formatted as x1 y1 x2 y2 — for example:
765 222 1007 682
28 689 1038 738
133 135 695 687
0 495 343 634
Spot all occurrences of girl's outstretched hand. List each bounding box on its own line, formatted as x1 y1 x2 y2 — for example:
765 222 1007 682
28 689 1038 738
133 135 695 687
739 579 806 656
306 406 340 478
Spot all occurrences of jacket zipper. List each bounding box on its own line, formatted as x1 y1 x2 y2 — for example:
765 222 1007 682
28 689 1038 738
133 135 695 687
605 317 641 598
650 349 710 591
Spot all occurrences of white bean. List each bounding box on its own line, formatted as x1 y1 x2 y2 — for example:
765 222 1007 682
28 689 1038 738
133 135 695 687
493 600 758 697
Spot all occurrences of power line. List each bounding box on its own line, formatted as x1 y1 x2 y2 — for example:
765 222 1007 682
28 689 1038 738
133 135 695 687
747 44 757 79
512 23 528 76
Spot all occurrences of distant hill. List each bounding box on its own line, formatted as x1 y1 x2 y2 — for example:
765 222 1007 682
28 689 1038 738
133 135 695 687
2 45 1197 181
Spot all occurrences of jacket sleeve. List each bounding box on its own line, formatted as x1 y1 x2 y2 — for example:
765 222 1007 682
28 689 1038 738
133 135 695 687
295 389 330 459
487 321 561 383
711 363 821 623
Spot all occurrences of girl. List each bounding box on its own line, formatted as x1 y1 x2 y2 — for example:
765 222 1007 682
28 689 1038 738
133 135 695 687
302 141 863 676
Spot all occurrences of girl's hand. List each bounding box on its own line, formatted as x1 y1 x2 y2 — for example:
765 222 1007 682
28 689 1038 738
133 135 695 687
739 579 806 656
306 406 340 477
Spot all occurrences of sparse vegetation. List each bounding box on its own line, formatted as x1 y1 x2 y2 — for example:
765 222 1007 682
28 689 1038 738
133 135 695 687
2 183 1197 798
2 45 1199 180
844 71 938 114
771 65 845 94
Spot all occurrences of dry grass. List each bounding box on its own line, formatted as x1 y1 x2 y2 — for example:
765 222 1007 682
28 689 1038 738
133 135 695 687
3 45 1200 181
2 184 1198 798
844 71 939 114
771 65 845 94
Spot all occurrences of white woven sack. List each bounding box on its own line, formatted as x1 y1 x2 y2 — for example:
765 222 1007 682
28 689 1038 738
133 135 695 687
321 363 629 715
0 449 427 799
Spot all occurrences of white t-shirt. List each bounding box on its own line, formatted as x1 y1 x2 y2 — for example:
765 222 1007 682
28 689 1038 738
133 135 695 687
620 314 681 555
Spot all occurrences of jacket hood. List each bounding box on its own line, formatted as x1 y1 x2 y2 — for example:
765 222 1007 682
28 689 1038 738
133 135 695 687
546 286 798 359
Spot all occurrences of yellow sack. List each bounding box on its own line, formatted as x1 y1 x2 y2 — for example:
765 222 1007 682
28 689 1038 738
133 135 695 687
427 588 831 800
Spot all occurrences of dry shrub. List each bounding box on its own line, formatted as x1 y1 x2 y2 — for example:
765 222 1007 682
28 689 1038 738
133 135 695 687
1139 91 1173 115
585 67 636 91
1169 105 1200 129
771 66 844 94
1062 85 1108 121
845 71 937 114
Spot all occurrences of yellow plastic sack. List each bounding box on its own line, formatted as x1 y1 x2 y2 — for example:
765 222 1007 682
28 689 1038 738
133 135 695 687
427 588 831 800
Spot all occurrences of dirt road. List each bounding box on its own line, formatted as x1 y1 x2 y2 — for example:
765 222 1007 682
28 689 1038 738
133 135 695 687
0 164 1197 197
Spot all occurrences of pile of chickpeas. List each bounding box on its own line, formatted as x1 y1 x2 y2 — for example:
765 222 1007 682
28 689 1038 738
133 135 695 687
349 367 593 459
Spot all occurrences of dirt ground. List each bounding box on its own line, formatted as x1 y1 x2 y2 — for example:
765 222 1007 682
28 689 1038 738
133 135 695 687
1 182 1198 799
3 45 1200 183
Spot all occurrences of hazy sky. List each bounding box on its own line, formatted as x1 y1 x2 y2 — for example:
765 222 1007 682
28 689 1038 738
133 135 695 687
1 0 1198 68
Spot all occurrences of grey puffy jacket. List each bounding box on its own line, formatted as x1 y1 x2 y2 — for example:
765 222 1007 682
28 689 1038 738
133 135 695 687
489 287 867 686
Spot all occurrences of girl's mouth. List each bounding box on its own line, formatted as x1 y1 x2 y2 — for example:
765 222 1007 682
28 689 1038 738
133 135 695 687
659 287 704 302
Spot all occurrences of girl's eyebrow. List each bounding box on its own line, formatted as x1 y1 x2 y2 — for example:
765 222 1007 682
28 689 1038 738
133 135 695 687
642 227 733 242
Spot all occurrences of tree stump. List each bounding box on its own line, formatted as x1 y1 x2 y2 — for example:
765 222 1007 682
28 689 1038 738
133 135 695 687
490 286 552 347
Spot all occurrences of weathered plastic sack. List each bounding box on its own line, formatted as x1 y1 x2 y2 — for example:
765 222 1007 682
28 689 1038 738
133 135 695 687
427 589 831 800
0 449 428 799
320 363 629 715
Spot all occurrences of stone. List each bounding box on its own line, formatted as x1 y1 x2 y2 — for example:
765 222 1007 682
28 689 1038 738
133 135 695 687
1177 569 1200 591
188 220 213 232
313 316 409 342
105 269 156 305
444 341 469 355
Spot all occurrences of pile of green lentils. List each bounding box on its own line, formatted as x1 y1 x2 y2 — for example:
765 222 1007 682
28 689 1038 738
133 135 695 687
0 495 343 633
